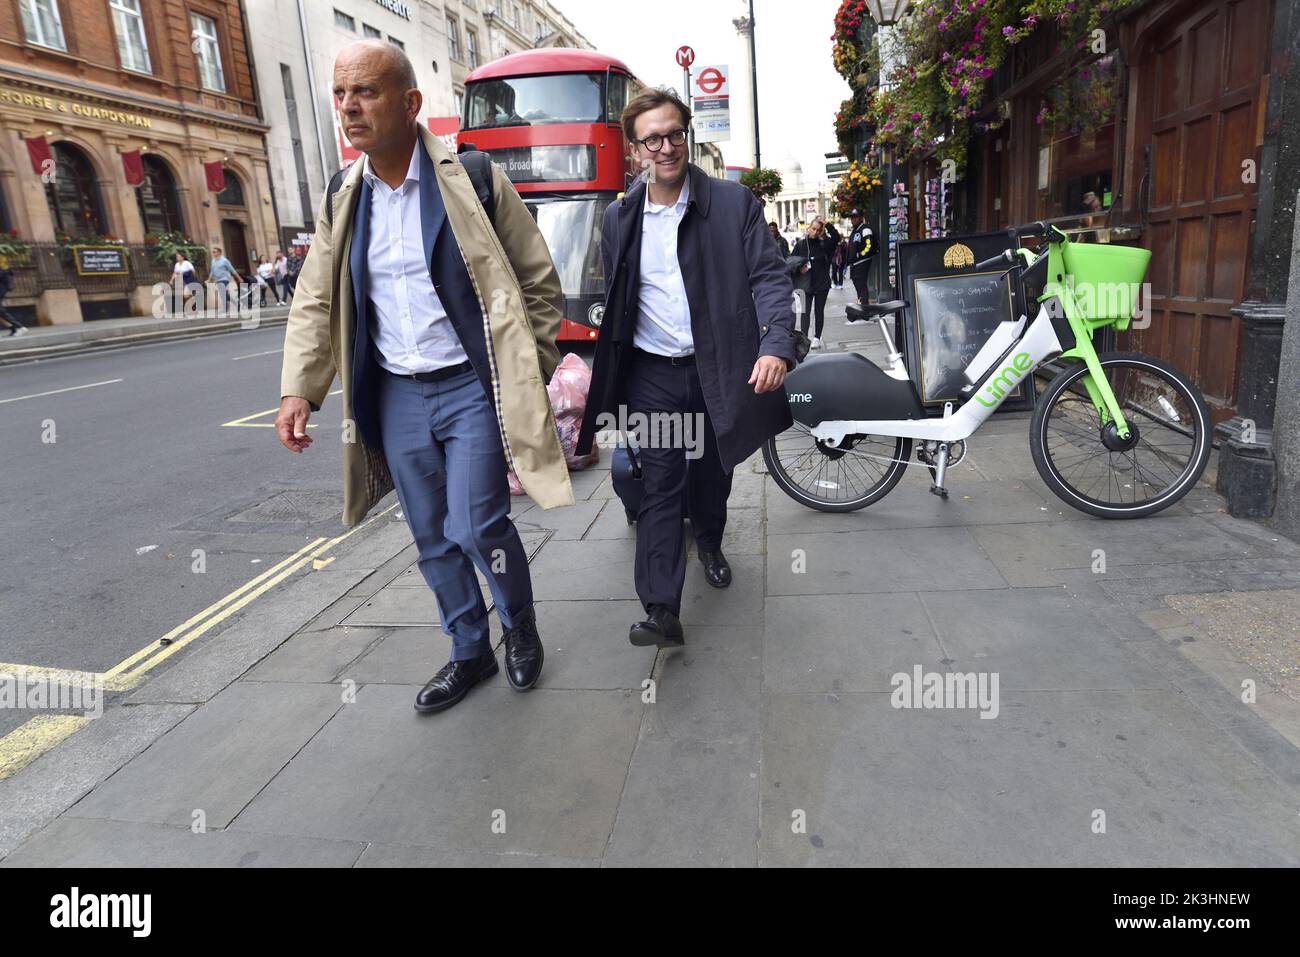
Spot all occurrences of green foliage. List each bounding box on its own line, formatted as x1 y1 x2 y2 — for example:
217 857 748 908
740 167 784 203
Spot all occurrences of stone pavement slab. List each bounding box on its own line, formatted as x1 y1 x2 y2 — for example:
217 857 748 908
758 690 1300 867
226 683 642 859
67 682 344 829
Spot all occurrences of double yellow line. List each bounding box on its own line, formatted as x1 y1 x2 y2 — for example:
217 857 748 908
0 502 397 780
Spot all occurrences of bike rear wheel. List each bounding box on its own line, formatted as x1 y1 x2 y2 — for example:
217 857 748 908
1030 351 1210 518
762 424 911 512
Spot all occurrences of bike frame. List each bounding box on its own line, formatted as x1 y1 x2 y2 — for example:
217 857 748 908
811 232 1133 450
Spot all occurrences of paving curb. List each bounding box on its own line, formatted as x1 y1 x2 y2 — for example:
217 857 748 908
0 313 290 366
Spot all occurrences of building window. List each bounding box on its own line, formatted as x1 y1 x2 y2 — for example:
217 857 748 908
216 169 245 207
136 155 182 234
110 0 151 73
363 23 381 38
447 16 461 61
454 89 464 122
387 36 403 49
467 29 479 68
19 0 67 51
190 13 226 92
45 142 106 237
333 9 355 31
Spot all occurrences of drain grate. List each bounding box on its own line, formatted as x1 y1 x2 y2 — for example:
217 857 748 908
226 490 345 524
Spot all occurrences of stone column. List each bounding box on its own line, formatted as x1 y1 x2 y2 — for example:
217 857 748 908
1214 0 1300 518
1272 187 1300 540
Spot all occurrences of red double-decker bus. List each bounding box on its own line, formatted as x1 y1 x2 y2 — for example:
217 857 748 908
457 49 646 342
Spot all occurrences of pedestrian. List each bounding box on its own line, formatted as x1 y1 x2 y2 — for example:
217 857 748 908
173 252 198 311
273 250 289 304
277 39 571 714
789 217 841 350
768 220 790 258
575 87 797 649
208 245 238 311
831 234 850 289
255 255 279 306
285 248 303 299
0 264 27 337
847 209 875 304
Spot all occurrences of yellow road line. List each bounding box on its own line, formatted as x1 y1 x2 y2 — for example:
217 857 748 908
0 715 89 780
0 500 397 781
112 502 398 681
221 388 343 428
103 538 328 678
0 663 137 693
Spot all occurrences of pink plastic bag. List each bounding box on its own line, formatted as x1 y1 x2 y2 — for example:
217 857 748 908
508 352 599 495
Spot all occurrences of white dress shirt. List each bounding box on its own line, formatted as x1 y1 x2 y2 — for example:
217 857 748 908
362 144 468 374
633 175 694 358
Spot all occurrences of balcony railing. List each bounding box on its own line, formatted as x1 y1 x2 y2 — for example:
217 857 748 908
2 244 176 301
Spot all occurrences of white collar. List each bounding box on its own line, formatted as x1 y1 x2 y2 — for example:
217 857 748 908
362 141 421 191
645 173 690 215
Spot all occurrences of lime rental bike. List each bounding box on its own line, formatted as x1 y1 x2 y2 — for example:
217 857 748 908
763 221 1211 519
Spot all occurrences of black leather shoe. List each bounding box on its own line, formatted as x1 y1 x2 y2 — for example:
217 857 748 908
629 606 685 648
699 549 732 588
414 650 499 713
502 607 544 691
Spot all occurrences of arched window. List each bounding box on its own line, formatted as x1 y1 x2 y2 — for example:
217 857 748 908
45 143 106 237
216 169 244 207
136 154 183 235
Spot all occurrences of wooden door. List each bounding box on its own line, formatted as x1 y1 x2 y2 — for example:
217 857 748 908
1124 0 1271 422
221 220 250 277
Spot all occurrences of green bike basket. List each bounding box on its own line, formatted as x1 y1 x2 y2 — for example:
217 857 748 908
1060 242 1151 331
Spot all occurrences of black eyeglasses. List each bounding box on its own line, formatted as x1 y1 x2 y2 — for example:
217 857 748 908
636 128 688 152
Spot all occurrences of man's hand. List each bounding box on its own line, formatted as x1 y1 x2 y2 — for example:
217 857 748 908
748 355 788 394
276 396 314 452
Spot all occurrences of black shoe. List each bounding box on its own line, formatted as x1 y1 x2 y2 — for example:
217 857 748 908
629 605 685 648
502 606 544 691
698 549 732 588
414 650 499 713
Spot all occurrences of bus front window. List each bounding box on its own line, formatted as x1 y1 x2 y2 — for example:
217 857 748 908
466 73 605 129
525 195 613 300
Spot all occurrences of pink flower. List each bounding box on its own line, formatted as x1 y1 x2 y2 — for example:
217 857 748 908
911 112 922 120
1002 25 1014 35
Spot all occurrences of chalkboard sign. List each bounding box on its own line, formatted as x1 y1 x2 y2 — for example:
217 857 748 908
73 246 129 276
911 270 1016 403
895 232 1036 413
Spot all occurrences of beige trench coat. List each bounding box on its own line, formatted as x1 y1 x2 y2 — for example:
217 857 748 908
280 126 575 527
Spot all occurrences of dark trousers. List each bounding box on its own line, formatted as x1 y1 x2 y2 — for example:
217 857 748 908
799 288 830 339
627 352 733 616
0 297 23 332
377 365 533 660
831 262 845 286
850 260 872 303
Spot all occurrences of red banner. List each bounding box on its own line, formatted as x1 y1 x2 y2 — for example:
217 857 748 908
24 136 52 176
203 160 226 193
121 149 144 186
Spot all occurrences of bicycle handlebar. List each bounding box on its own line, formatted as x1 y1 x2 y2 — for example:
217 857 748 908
975 249 1016 271
1007 221 1049 240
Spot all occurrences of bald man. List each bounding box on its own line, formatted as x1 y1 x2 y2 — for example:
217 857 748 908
277 41 573 714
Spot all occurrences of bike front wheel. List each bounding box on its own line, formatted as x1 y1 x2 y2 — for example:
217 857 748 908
762 424 912 512
1030 351 1211 518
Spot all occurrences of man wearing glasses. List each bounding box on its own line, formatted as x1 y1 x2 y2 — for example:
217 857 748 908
577 88 797 648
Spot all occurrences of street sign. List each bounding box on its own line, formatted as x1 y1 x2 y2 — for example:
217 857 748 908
690 63 730 143
695 67 725 95
676 46 695 68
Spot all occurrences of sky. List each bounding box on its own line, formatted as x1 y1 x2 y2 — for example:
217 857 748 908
554 0 846 189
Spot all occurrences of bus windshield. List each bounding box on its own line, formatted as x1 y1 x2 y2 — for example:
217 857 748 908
523 194 613 298
465 73 605 129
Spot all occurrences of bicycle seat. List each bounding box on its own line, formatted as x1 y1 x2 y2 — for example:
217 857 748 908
846 300 908 322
